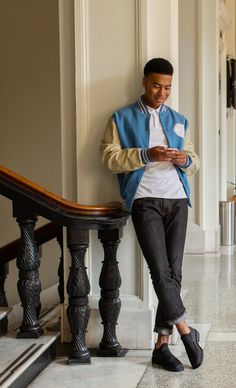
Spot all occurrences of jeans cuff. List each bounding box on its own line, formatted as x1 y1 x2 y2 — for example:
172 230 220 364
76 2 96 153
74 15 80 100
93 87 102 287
156 327 173 335
166 311 187 326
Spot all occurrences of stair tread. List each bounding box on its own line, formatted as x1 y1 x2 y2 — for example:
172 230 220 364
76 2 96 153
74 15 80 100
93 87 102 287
0 307 12 320
0 303 61 387
0 332 59 387
8 303 60 333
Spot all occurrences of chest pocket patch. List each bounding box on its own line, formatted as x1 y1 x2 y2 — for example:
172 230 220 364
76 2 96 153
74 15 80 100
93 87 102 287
173 123 185 138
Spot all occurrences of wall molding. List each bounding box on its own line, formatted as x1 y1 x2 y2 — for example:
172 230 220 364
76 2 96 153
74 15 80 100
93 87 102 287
135 0 147 94
61 300 155 349
74 0 90 203
196 0 220 250
185 222 206 254
170 0 179 110
58 0 77 202
205 225 221 253
185 223 221 254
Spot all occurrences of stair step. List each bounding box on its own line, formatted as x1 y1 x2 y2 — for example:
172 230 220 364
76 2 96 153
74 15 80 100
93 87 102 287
0 307 12 321
8 304 60 334
0 307 12 337
0 303 61 387
0 332 59 388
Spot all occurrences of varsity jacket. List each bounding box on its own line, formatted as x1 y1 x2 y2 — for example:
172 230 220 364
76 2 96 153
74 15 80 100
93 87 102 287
100 96 200 212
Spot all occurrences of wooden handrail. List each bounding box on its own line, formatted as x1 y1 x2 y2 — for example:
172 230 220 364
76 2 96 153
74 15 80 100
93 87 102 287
0 165 123 216
0 221 61 265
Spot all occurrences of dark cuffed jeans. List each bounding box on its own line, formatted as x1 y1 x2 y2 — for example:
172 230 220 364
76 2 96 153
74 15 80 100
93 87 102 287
131 197 188 335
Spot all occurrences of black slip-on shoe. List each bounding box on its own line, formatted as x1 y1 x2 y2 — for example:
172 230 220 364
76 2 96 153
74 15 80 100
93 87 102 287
152 343 184 372
181 327 204 369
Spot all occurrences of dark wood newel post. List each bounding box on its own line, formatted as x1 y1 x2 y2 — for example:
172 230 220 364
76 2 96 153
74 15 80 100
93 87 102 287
57 226 64 304
0 263 8 308
0 263 9 336
97 228 127 357
16 216 43 338
66 227 91 364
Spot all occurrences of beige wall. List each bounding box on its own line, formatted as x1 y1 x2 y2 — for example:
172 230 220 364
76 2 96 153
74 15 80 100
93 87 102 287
179 0 198 224
0 0 62 305
225 0 236 57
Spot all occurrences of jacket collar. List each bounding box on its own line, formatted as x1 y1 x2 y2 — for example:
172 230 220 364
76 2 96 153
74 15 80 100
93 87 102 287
138 95 167 114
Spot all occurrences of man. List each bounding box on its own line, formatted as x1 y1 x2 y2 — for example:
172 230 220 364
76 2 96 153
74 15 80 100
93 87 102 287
100 58 202 372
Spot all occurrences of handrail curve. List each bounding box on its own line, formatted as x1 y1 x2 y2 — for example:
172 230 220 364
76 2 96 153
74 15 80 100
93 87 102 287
0 165 123 216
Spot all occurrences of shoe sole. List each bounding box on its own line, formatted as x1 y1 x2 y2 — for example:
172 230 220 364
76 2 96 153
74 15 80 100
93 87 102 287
192 329 204 369
151 359 184 372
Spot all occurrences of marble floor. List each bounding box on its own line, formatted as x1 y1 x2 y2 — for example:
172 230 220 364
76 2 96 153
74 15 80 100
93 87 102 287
30 251 236 388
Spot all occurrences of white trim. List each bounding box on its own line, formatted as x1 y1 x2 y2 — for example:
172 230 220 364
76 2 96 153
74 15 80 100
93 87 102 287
185 222 206 254
219 44 227 201
74 0 90 203
170 0 179 111
205 225 221 253
62 302 155 349
197 0 220 246
73 0 92 284
135 0 149 95
185 223 221 255
197 0 205 231
58 0 77 201
137 247 145 302
89 295 143 310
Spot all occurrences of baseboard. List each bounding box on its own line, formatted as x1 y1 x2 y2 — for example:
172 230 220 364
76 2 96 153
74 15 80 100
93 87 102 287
185 223 205 254
205 225 221 253
88 307 155 349
185 223 222 254
61 295 155 349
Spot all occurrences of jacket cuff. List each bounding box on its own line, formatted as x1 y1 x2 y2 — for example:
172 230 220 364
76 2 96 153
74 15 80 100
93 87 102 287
179 155 192 168
140 148 152 164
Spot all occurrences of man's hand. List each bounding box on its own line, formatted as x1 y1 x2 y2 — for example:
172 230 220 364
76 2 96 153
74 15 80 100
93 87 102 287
148 146 176 162
149 146 187 165
170 150 187 166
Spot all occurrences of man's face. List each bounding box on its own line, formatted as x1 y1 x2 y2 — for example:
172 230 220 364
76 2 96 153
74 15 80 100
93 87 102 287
143 73 172 109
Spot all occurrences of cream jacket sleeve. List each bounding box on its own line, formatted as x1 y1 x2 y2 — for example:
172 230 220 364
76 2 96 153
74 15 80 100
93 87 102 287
100 117 146 173
179 128 200 176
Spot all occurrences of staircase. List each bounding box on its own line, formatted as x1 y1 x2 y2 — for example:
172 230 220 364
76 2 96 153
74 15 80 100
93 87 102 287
0 165 129 387
0 304 59 388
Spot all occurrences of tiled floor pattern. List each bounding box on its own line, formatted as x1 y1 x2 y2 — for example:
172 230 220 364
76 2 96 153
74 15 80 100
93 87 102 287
138 342 236 388
30 252 236 387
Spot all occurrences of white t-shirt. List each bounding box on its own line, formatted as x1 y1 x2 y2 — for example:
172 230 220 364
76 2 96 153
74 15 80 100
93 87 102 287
134 105 187 200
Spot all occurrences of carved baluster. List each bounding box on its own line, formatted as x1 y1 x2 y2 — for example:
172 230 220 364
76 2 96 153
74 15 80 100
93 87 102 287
66 228 90 364
16 217 43 338
97 228 127 356
35 245 42 319
0 263 8 307
0 263 9 335
57 226 64 304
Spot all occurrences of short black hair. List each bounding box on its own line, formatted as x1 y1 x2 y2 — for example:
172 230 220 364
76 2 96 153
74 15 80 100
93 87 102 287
144 58 173 77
